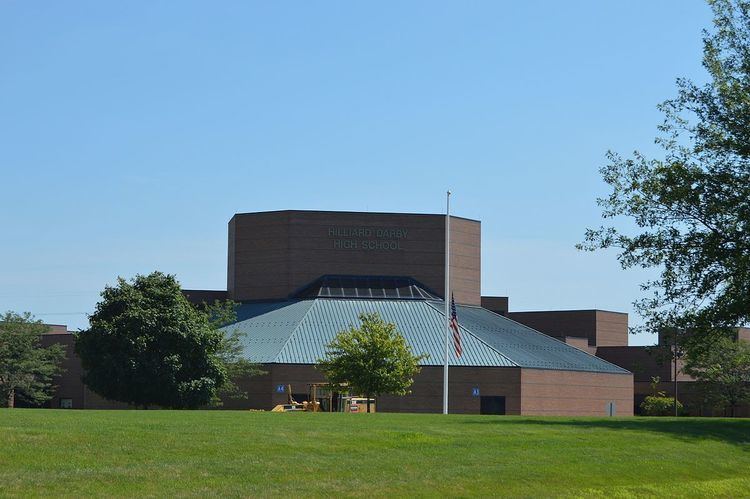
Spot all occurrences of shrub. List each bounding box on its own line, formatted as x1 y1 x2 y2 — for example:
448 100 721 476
640 395 684 416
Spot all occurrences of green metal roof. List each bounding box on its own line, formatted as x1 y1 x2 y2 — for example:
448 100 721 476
226 298 630 374
437 303 629 373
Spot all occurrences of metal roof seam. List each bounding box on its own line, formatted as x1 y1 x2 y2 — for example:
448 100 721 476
456 304 631 374
245 300 316 364
229 299 631 373
423 300 519 368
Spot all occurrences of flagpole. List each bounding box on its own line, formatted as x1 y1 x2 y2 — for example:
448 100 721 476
443 190 451 415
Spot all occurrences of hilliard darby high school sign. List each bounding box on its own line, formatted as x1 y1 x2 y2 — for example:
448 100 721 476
328 226 408 251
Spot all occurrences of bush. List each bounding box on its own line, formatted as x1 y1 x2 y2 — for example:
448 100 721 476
640 395 684 416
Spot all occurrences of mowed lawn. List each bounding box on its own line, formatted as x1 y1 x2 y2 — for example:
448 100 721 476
1 410 749 497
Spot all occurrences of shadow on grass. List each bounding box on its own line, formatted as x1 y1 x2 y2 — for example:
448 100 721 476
464 417 750 448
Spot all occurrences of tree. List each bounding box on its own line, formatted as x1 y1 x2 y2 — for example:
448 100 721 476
579 0 750 347
0 312 65 408
196 298 266 405
75 272 261 409
683 337 750 416
316 312 427 412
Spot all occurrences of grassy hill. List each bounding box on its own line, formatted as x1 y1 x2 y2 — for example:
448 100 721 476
1 410 749 497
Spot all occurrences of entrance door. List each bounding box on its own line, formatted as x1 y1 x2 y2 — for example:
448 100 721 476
480 396 506 415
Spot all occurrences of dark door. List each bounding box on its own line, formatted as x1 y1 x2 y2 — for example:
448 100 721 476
480 396 506 415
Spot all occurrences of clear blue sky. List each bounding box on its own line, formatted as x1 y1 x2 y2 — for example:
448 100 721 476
1 1 713 345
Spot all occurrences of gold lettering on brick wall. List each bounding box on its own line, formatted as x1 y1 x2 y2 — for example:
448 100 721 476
328 226 408 251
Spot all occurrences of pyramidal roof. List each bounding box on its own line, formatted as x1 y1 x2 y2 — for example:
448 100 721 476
226 298 630 374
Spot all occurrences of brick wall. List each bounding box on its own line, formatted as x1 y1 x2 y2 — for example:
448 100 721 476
257 364 632 416
480 296 509 315
508 310 628 347
227 210 481 305
264 364 522 414
41 334 85 409
520 369 634 416
596 346 692 382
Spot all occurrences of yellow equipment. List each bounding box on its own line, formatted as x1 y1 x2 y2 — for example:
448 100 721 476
270 383 375 412
270 384 305 412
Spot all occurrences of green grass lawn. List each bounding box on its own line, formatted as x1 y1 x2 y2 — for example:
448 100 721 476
1 410 749 497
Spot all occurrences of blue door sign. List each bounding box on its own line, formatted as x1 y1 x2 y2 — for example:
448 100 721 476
472 387 480 397
276 384 285 393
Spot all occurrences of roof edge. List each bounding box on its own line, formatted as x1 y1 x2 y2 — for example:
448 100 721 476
509 309 628 316
466 304 632 375
230 209 480 224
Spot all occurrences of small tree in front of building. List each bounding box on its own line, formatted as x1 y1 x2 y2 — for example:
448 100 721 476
683 337 750 417
316 312 427 413
0 311 65 408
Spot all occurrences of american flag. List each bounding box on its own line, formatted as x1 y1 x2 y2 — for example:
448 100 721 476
450 293 462 358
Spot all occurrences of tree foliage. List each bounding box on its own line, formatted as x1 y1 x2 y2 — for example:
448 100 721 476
0 311 65 408
196 298 266 404
579 0 750 344
640 395 684 417
639 376 684 416
75 272 261 409
316 312 427 412
683 336 750 416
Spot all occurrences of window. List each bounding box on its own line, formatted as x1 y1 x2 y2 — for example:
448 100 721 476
59 398 73 409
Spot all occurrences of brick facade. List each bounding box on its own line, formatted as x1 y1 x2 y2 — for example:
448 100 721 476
520 369 633 416
254 364 631 416
228 210 481 305
508 310 628 347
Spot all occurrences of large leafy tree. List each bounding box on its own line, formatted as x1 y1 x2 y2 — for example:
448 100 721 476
76 272 260 409
580 0 750 346
0 312 65 408
316 312 427 412
683 337 750 416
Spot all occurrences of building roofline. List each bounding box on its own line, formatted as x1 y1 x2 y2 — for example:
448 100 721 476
464 303 632 374
254 361 633 374
596 345 651 351
509 309 628 316
228 298 632 373
229 209 480 224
